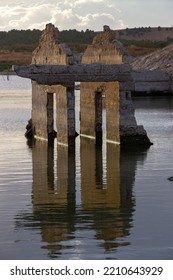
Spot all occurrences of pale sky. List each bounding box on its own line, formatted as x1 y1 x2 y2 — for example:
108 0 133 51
0 0 172 31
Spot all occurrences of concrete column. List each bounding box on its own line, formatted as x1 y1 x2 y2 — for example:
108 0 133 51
80 82 97 140
32 81 54 141
56 84 75 146
105 81 120 144
80 82 103 143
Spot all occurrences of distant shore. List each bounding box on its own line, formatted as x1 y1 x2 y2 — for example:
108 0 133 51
0 71 16 75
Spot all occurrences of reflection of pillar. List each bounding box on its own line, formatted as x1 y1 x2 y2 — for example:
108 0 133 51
106 143 120 207
105 81 120 144
95 91 103 144
56 84 75 146
32 140 76 254
56 144 76 222
80 82 103 143
95 145 103 186
80 138 126 247
57 145 76 204
32 140 54 205
80 137 120 208
32 81 54 141
80 137 98 205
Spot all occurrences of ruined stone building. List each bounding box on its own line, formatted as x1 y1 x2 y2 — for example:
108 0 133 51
15 23 151 147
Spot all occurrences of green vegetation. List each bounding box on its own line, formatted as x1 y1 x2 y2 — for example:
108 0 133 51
0 27 173 52
0 28 96 52
0 29 41 48
0 28 96 71
0 63 12 72
0 27 173 71
61 29 96 45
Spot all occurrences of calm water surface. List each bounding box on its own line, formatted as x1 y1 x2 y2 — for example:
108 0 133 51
0 75 173 260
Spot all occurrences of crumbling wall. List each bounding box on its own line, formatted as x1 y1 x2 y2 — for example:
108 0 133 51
82 25 129 65
31 23 75 144
81 26 151 146
32 23 74 65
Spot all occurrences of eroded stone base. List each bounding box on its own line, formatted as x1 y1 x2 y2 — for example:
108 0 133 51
120 125 152 147
120 135 152 147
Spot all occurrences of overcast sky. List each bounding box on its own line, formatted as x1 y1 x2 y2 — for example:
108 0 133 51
0 0 172 31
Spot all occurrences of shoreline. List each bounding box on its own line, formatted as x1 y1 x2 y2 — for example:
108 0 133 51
0 71 16 75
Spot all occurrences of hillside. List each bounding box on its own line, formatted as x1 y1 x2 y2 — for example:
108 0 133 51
131 43 173 76
115 27 173 43
1 26 173 72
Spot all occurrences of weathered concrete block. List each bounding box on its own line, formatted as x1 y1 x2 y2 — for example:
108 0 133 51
80 82 97 140
105 82 120 143
32 82 54 141
56 85 76 146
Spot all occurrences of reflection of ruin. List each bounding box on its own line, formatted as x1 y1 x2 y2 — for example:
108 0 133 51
15 138 148 258
80 138 122 250
80 138 120 208
32 141 76 258
80 138 134 251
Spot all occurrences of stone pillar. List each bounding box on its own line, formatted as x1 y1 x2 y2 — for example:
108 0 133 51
105 81 120 144
56 84 76 146
80 82 103 143
80 82 97 140
32 81 54 141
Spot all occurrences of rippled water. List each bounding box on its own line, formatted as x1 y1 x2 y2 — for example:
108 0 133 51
0 75 173 260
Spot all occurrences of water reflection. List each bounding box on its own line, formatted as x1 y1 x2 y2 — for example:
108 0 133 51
15 138 148 259
31 141 76 258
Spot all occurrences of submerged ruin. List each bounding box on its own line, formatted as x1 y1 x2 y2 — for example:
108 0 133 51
15 23 152 147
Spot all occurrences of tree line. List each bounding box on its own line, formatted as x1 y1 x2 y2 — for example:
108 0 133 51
0 28 172 54
0 29 96 52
